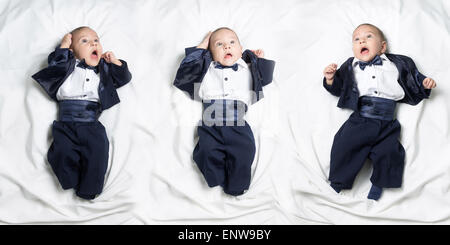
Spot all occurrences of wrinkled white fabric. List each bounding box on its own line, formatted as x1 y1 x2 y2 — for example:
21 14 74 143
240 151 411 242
0 0 448 224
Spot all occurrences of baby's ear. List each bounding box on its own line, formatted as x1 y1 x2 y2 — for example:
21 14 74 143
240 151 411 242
381 41 387 54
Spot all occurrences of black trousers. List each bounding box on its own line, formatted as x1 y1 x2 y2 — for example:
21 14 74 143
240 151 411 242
47 120 109 200
329 112 405 192
193 122 256 196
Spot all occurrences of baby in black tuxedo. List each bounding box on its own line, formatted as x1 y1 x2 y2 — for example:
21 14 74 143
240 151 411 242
322 23 435 200
32 26 131 199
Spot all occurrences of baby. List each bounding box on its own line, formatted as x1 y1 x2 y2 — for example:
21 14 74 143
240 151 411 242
174 27 275 195
32 26 132 200
323 23 436 200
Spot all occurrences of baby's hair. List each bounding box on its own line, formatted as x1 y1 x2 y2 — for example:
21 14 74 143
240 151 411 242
208 27 241 49
355 23 386 41
70 26 92 36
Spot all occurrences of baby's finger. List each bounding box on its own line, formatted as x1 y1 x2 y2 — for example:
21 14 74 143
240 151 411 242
203 32 212 42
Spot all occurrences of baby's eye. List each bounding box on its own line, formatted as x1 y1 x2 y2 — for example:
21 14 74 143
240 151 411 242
230 40 235 45
81 39 88 43
216 42 223 47
367 34 372 38
94 39 99 42
354 38 360 42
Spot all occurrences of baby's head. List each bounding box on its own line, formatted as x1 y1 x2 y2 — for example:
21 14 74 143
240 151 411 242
352 23 387 62
70 26 102 66
208 27 243 66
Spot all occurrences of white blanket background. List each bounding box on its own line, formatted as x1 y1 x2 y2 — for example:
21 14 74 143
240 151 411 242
0 0 449 224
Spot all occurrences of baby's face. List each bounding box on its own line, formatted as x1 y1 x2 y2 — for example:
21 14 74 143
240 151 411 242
352 25 386 62
70 28 103 66
209 29 242 66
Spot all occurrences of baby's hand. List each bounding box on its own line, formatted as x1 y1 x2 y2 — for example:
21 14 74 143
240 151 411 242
102 51 122 66
197 31 212 50
60 33 72 49
251 49 264 58
324 63 338 85
423 77 436 89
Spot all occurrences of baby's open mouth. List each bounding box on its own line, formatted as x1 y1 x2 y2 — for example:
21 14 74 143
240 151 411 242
224 52 233 59
360 47 369 55
91 50 98 59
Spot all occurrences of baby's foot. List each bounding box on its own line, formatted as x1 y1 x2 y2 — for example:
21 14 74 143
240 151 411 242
367 185 382 200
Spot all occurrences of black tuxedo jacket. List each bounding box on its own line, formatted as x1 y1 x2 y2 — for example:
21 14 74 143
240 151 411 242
32 48 132 111
323 53 431 111
174 47 275 103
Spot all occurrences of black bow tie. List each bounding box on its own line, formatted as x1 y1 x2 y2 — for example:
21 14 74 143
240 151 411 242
357 55 383 71
215 63 238 71
77 60 99 73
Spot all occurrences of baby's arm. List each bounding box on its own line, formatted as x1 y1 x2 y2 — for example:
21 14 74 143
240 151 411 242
322 63 344 97
323 63 338 86
104 52 131 88
47 33 75 66
60 33 72 49
173 32 214 98
251 49 264 58
102 51 122 66
423 77 436 89
244 49 274 87
197 32 212 50
31 34 75 100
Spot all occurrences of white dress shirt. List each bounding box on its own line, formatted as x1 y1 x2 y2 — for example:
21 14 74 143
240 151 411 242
353 54 405 101
199 58 253 105
56 59 100 102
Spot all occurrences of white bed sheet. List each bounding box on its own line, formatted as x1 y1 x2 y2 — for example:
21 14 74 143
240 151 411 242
0 0 449 224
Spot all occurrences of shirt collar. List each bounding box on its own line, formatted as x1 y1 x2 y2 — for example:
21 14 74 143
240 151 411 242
75 59 100 74
212 58 248 71
235 58 249 69
352 53 388 67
